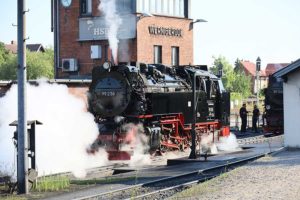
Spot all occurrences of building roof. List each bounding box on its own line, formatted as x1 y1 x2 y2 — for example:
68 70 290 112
265 63 289 76
4 40 18 53
4 41 45 53
26 44 45 52
240 61 267 77
273 58 300 80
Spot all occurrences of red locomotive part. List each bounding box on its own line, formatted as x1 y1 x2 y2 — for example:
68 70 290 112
88 113 230 160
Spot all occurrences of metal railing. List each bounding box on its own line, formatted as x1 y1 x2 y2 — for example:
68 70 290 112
230 112 263 132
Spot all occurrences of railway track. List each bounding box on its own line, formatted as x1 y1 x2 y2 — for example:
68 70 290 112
74 147 284 200
237 134 283 145
0 134 281 184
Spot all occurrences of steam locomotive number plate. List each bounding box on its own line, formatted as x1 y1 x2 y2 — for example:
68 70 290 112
101 91 116 96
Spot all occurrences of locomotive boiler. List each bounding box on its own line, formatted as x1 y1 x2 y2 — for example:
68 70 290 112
88 62 230 160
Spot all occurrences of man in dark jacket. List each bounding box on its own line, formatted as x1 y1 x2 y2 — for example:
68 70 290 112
252 105 260 133
239 103 248 133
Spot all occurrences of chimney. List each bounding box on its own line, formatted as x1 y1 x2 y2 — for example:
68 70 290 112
11 40 17 45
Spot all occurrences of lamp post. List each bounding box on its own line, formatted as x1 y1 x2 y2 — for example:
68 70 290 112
218 63 223 78
137 12 153 21
189 19 207 30
256 57 261 105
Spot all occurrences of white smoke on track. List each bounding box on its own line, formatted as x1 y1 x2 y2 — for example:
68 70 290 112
98 0 122 63
0 81 108 178
200 132 241 154
120 123 151 166
216 133 241 152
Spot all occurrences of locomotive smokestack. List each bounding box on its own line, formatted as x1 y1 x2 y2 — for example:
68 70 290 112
98 0 122 64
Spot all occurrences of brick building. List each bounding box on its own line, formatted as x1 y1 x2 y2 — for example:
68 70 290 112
53 0 193 79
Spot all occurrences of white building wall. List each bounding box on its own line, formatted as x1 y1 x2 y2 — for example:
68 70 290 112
284 70 300 147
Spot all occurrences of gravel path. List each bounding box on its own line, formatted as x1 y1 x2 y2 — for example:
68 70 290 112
171 149 300 200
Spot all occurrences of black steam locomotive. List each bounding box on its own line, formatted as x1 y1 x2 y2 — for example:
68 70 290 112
263 75 283 135
88 62 230 160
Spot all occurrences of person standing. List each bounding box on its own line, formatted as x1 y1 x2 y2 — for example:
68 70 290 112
239 103 248 133
252 105 260 133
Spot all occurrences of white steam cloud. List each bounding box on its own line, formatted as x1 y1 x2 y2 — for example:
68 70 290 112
199 133 241 154
120 123 151 166
0 81 108 178
216 133 241 152
99 0 122 62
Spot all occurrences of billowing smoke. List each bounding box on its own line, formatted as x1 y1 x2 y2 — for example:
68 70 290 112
98 0 122 63
120 123 151 166
199 133 241 154
216 133 241 152
0 81 108 178
199 134 217 154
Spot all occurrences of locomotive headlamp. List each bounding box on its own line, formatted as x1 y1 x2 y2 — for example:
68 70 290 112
103 62 111 70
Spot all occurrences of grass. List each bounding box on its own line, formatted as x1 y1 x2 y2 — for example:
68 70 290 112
70 176 135 185
32 175 70 192
0 195 27 200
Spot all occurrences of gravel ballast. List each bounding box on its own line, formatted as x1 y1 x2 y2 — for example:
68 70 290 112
172 149 300 200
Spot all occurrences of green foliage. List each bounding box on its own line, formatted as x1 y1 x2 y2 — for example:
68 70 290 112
32 175 70 192
232 71 251 97
0 42 10 65
210 56 252 98
0 54 17 80
211 56 235 92
27 49 54 79
0 196 27 200
230 92 243 101
0 48 54 80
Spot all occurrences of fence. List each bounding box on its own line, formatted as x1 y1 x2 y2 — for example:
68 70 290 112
230 112 264 132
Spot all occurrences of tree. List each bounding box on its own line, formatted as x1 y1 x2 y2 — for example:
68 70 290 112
210 56 251 98
232 71 251 97
27 49 54 79
0 54 17 80
210 56 235 91
0 48 54 80
0 42 10 66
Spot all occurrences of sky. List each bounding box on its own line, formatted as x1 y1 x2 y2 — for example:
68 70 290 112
0 0 300 69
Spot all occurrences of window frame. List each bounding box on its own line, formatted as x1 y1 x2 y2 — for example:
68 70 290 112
171 46 179 66
154 45 162 64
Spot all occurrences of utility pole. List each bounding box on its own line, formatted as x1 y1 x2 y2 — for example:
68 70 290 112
256 57 261 106
189 72 197 159
17 0 28 194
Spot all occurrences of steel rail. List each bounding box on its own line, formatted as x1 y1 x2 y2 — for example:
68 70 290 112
74 147 284 200
126 147 285 200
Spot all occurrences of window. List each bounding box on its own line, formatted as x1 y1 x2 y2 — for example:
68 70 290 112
156 0 162 13
174 0 180 16
150 0 156 13
171 46 179 66
154 45 162 64
136 0 185 17
117 0 133 13
80 0 92 16
163 0 169 14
